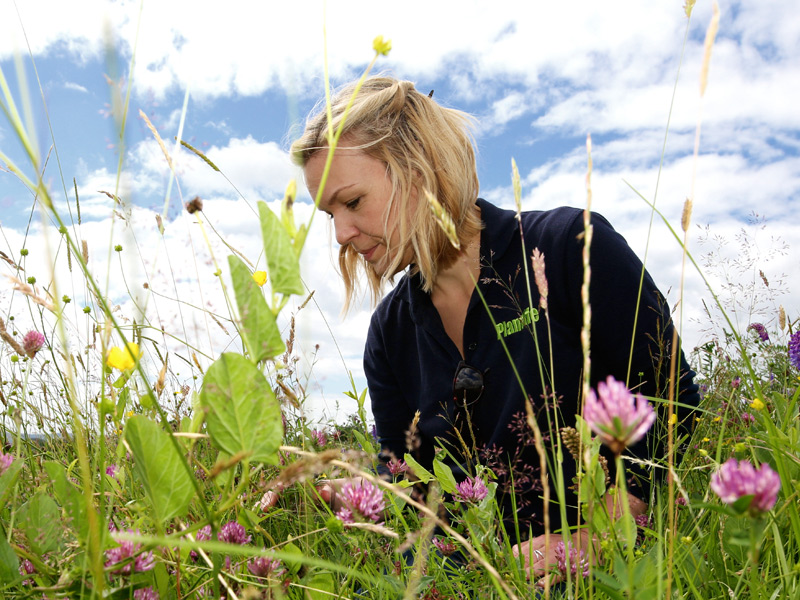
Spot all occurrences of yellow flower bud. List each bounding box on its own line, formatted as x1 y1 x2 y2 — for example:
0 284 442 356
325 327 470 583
750 398 765 411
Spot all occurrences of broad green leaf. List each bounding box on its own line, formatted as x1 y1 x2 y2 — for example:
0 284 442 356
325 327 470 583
0 456 22 506
305 572 336 599
200 353 283 464
0 529 19 584
18 492 61 555
228 254 284 362
259 201 304 296
282 541 304 575
44 461 88 542
351 430 375 455
125 416 196 524
432 459 457 494
403 454 433 483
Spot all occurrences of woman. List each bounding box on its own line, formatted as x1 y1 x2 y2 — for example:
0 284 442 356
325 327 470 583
290 76 698 582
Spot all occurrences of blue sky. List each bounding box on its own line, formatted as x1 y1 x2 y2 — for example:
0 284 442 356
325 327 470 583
1 0 798 424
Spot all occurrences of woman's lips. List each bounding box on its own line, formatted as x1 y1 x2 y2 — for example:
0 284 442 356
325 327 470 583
359 245 377 261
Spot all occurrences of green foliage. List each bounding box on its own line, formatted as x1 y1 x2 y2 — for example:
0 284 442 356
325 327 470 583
199 352 283 465
258 200 304 297
228 254 284 362
124 416 196 523
17 493 60 556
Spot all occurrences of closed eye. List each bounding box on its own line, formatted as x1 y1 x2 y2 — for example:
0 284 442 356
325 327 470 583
345 197 361 210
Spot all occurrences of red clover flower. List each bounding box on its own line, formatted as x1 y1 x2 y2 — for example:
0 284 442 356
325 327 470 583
710 458 781 516
789 330 800 370
336 480 386 524
19 559 35 585
104 530 155 576
387 458 408 476
218 521 252 545
22 330 46 358
584 376 656 455
248 556 285 578
310 429 327 447
133 587 159 600
454 476 488 503
432 537 458 557
747 322 769 342
554 540 590 578
189 525 212 561
0 452 14 476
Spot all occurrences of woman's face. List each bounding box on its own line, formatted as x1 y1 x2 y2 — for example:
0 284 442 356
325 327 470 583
305 143 414 277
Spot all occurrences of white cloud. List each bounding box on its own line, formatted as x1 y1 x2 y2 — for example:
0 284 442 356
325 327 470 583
64 81 89 93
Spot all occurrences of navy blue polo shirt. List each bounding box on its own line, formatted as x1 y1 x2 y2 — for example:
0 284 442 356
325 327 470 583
365 199 698 538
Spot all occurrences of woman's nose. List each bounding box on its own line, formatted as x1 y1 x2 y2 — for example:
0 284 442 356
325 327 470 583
333 216 359 246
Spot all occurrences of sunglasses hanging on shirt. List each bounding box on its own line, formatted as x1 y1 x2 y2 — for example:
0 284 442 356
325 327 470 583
452 360 486 408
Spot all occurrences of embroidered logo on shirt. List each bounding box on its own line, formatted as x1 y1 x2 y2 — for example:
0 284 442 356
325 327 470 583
495 306 539 339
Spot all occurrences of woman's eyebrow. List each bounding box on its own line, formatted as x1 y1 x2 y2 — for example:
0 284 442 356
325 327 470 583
320 183 357 210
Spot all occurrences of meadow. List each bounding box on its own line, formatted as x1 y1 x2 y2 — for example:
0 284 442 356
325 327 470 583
1 7 799 600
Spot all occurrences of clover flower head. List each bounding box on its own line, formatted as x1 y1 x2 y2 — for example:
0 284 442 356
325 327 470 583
189 525 212 561
310 429 327 447
554 540 590 578
19 559 34 585
0 452 14 476
584 376 656 455
105 464 119 480
740 412 755 425
336 480 386 524
747 322 769 342
710 458 781 515
218 521 251 545
387 458 408 476
789 331 800 371
731 377 741 389
454 476 488 503
432 537 457 557
248 556 285 578
104 530 154 575
22 330 45 358
133 587 159 600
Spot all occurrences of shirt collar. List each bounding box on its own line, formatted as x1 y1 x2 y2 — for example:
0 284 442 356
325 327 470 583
397 198 518 323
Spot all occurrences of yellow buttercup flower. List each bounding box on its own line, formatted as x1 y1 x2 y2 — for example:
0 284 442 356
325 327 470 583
107 343 140 371
253 271 267 287
373 35 392 56
750 398 765 411
668 413 678 425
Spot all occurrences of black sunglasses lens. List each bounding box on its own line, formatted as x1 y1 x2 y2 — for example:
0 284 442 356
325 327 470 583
454 364 483 407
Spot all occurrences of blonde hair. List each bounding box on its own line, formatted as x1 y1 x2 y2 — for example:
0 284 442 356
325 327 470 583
291 76 482 311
